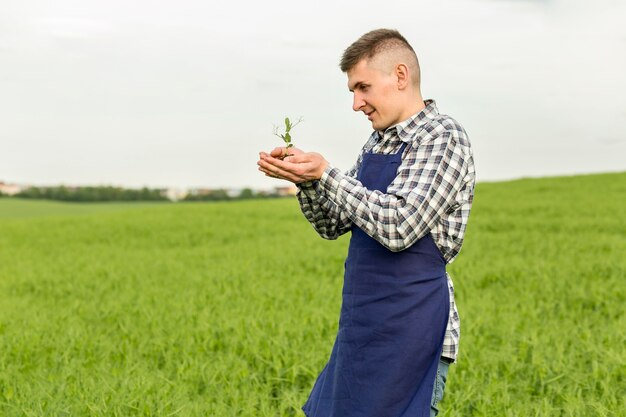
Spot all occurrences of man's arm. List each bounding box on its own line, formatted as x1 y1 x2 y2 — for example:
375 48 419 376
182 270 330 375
318 130 473 252
259 145 365 240
295 180 353 240
258 128 473 253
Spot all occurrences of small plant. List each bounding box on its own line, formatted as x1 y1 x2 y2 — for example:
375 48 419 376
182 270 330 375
273 117 302 157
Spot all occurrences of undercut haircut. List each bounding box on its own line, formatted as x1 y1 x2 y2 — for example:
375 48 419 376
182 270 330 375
340 28 420 87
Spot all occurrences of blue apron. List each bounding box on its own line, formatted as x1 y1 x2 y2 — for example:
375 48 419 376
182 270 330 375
303 142 449 417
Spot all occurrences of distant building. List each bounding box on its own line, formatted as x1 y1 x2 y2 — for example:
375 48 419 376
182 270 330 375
0 181 23 196
187 188 215 197
162 188 189 201
274 186 298 197
226 188 241 198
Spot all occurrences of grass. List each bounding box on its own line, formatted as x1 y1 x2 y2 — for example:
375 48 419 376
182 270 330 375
0 198 167 219
0 172 624 416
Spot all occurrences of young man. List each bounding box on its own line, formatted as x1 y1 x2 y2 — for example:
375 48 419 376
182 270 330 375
258 28 475 417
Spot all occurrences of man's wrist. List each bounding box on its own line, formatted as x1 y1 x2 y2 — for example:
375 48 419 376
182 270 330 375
319 165 342 198
297 180 318 189
317 160 330 180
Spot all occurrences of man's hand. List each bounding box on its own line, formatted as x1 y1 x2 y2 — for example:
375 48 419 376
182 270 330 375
269 146 304 160
258 147 329 184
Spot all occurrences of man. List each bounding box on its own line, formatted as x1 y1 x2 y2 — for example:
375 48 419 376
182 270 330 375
258 28 475 417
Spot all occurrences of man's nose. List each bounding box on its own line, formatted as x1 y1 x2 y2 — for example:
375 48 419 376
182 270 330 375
352 93 365 112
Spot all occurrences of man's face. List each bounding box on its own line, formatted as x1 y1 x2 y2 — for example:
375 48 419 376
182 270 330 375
347 59 402 131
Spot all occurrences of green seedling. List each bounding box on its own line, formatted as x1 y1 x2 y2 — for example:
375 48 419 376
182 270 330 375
273 117 302 157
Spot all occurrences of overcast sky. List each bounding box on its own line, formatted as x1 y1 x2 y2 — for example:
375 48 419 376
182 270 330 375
1 0 625 189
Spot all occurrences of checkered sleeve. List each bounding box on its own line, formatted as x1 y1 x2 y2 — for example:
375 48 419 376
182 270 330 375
295 181 352 239
317 128 472 255
295 145 368 240
442 273 461 361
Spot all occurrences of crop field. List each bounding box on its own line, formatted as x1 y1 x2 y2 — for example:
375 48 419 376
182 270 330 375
0 172 625 416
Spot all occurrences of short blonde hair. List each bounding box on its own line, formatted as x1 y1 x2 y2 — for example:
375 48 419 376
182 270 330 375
340 28 421 87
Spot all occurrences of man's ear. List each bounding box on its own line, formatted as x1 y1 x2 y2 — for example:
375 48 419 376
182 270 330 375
395 63 410 90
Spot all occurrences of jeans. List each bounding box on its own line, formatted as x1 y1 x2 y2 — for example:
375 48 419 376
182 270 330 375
430 358 450 417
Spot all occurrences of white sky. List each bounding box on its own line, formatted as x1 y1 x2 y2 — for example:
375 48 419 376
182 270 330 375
1 0 625 189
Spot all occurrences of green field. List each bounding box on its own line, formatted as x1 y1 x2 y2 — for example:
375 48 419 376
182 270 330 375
1 172 625 416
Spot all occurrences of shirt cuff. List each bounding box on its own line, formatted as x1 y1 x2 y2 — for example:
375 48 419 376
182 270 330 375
318 165 361 209
295 180 319 200
319 166 343 197
296 180 318 190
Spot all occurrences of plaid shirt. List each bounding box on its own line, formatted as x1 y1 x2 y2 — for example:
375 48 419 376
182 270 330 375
296 100 475 362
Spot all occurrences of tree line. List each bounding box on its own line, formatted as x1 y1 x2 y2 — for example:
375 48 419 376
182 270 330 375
12 186 168 202
1 186 289 202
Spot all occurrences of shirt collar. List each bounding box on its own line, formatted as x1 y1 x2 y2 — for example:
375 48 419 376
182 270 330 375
376 99 439 143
